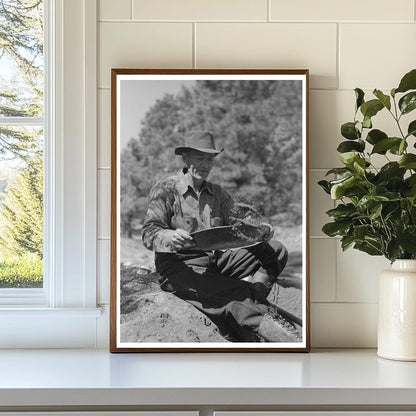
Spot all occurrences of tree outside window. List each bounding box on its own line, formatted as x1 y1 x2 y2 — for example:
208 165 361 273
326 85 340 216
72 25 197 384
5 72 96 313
0 0 44 288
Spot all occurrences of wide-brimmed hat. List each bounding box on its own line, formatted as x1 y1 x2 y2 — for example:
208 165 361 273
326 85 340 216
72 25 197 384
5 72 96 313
175 130 224 155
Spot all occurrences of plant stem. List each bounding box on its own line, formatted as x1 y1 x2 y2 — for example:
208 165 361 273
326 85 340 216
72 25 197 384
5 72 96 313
390 97 406 139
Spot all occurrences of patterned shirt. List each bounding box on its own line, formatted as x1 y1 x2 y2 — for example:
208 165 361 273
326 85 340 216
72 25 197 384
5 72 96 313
142 170 234 252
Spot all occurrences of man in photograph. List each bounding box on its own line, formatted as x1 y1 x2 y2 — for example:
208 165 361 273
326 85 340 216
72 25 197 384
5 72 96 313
142 130 297 342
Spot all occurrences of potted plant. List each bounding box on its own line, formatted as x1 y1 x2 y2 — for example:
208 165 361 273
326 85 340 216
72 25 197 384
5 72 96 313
319 68 416 361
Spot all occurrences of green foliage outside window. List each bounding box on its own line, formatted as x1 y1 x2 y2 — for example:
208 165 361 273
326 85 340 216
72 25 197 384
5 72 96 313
0 0 44 288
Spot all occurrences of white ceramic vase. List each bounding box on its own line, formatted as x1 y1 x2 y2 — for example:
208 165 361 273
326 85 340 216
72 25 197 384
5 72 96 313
378 259 416 361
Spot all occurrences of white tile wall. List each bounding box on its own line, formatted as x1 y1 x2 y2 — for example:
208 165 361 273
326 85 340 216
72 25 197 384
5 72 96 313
310 239 336 302
340 24 416 90
99 0 131 21
311 303 378 347
96 0 416 347
97 169 111 239
97 239 110 305
270 0 415 22
336 246 389 303
196 23 338 89
132 0 268 21
98 89 111 168
98 22 193 88
309 170 334 237
309 90 353 169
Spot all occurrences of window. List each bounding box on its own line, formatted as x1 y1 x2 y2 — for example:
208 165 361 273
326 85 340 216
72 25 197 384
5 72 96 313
0 0 45 291
0 0 100 348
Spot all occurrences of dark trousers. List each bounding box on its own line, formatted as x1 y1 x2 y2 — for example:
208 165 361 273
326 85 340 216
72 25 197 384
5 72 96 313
155 241 288 341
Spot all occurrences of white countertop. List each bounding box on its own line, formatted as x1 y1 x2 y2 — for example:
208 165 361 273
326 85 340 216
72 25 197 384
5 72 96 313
0 348 416 407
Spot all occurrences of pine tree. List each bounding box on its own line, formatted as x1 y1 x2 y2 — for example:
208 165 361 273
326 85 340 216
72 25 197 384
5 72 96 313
120 79 304 234
0 0 43 161
0 154 43 257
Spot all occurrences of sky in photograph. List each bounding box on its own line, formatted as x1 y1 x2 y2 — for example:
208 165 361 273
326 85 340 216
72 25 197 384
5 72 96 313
120 80 195 149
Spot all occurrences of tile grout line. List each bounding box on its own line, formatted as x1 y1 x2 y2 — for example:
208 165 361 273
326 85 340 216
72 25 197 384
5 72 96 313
336 22 340 90
309 236 339 239
193 22 197 69
97 87 375 92
267 0 271 22
333 230 339 303
130 0 133 20
98 19 415 24
310 301 378 305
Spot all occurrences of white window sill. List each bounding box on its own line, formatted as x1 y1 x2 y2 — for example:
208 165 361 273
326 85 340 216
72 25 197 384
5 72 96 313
0 307 104 348
0 349 415 409
0 307 102 316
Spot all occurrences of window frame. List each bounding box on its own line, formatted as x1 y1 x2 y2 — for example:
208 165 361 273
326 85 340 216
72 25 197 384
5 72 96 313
0 0 100 348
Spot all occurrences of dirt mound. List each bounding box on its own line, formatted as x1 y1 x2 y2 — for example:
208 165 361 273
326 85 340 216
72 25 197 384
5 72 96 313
119 263 302 343
120 264 227 343
121 291 228 343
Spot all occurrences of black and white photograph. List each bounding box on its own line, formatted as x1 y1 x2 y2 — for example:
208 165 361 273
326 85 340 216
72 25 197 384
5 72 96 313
110 69 309 352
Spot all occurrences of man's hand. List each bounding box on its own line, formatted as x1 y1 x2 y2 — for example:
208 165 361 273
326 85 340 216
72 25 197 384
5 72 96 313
170 228 196 251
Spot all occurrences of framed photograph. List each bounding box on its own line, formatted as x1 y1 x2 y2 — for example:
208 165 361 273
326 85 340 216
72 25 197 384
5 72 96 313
110 69 310 352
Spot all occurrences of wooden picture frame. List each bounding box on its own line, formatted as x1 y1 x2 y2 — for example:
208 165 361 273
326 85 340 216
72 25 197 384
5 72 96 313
110 69 310 352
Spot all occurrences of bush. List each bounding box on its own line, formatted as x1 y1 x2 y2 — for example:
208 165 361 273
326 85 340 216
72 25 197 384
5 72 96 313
0 252 43 288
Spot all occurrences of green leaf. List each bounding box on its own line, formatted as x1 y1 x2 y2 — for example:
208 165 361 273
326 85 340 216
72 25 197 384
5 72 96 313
354 241 383 256
355 88 365 110
357 195 389 212
337 140 365 153
407 196 416 207
369 203 383 220
405 175 416 196
318 180 331 194
341 235 355 251
341 122 361 140
378 162 406 181
386 240 402 263
360 99 384 119
389 139 408 155
373 89 391 110
365 236 384 252
366 129 387 145
407 120 416 137
406 174 416 189
353 158 366 174
399 92 416 115
363 116 372 129
339 152 360 167
399 154 416 169
322 221 351 237
352 224 373 240
396 69 416 94
391 88 396 97
371 137 402 154
326 203 357 220
398 227 416 255
330 175 366 200
325 167 351 176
